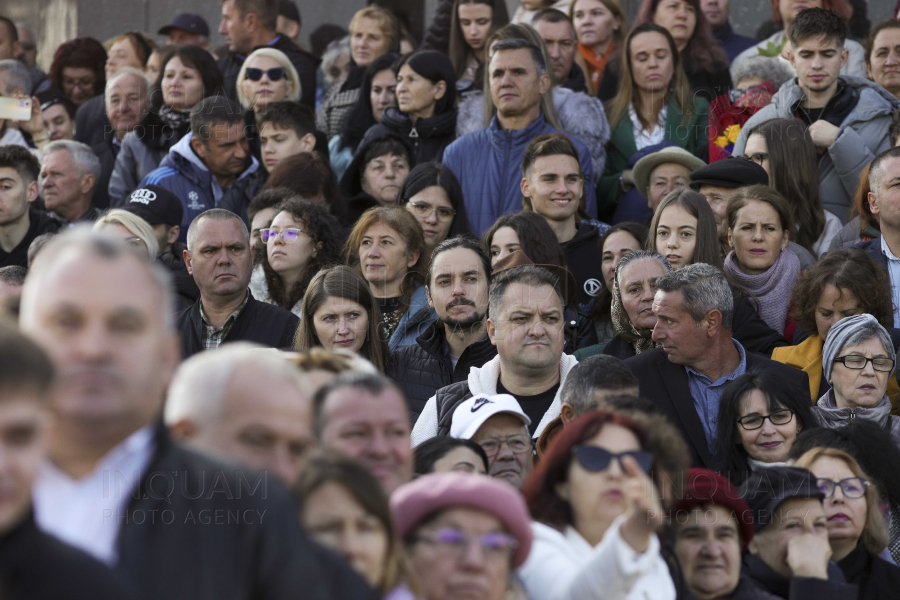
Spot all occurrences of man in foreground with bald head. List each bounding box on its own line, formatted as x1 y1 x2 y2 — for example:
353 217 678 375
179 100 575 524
19 228 376 600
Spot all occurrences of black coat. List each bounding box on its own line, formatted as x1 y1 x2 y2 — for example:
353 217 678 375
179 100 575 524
742 554 857 600
386 320 497 424
0 512 134 600
838 544 900 600
114 425 377 600
560 63 588 94
74 94 109 149
562 221 604 308
378 106 458 166
158 243 199 314
218 35 319 110
624 347 809 467
0 207 62 268
684 56 733 105
176 291 299 359
90 125 117 210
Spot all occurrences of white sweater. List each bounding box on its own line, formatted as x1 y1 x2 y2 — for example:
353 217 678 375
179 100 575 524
518 517 676 600
410 353 579 447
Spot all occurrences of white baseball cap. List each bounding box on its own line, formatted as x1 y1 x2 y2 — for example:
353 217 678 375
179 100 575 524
450 394 531 440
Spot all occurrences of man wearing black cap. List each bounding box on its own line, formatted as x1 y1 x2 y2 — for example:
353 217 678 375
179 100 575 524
123 185 199 313
217 0 318 109
740 466 858 599
690 157 816 269
276 1 302 46
158 13 210 49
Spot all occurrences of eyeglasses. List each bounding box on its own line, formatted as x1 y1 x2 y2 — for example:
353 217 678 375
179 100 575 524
260 228 305 243
833 355 895 372
245 67 286 82
414 527 518 562
744 152 768 166
816 477 868 499
408 201 456 222
572 445 654 474
737 409 794 430
477 434 534 458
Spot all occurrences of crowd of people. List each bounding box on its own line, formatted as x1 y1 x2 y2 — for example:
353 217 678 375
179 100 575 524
4 0 900 598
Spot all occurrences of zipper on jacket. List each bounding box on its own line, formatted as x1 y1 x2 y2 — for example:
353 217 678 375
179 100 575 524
849 408 856 419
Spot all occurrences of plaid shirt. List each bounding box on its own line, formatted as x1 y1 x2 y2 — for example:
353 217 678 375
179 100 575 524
199 292 250 351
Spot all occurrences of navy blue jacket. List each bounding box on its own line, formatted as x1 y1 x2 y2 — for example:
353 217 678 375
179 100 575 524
442 112 596 234
713 22 758 64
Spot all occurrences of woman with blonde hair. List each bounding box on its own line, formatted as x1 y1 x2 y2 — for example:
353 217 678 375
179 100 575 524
237 48 301 112
93 208 159 260
794 447 900 595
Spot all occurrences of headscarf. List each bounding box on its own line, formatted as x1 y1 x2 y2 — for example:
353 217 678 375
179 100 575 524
822 314 897 382
610 251 671 355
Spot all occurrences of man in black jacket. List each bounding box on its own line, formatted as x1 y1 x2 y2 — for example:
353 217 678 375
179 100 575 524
217 0 318 109
387 237 496 424
178 208 298 358
522 133 606 308
532 9 587 93
19 228 376 600
0 326 133 600
625 265 808 468
0 146 61 268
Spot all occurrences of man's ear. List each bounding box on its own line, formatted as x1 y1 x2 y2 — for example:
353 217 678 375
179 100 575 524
167 225 181 246
560 402 576 424
486 317 497 346
25 180 39 203
183 248 193 274
520 175 531 200
538 73 551 96
786 48 796 69
425 284 435 308
191 135 207 159
869 191 880 216
704 309 723 336
80 174 96 195
841 48 849 69
300 133 316 152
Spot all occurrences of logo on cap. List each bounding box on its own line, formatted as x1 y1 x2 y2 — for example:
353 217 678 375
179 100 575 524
130 189 157 205
471 397 493 412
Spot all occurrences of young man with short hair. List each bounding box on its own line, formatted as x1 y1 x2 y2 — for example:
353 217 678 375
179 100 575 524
256 101 317 173
734 8 900 222
522 133 605 307
0 146 61 268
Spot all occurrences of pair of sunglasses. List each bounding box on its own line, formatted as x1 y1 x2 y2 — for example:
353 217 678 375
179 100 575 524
572 445 654 474
245 67 286 82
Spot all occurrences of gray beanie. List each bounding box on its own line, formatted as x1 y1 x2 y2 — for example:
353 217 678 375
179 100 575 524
822 314 896 382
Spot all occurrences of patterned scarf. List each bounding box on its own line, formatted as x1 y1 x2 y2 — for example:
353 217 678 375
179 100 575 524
610 266 660 355
158 104 192 131
723 248 799 334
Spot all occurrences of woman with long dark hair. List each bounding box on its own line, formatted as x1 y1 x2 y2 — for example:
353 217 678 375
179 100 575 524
329 52 400 180
109 46 223 205
396 162 470 255
449 0 509 83
262 152 349 225
598 23 708 223
744 118 839 256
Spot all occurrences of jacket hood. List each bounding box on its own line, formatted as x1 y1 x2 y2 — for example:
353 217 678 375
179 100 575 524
815 388 893 427
169 132 261 180
768 75 900 124
340 125 415 197
380 106 459 140
564 221 600 251
464 352 579 437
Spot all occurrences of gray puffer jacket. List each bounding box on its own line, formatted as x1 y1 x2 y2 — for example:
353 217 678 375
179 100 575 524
456 87 610 177
815 388 900 447
733 76 900 223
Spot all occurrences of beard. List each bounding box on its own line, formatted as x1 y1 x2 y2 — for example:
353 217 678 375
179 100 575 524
441 298 486 334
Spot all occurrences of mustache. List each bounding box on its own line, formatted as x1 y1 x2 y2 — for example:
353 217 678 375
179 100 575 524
446 298 476 310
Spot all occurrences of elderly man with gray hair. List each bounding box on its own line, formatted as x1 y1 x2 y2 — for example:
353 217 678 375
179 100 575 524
166 342 316 484
815 314 900 445
624 263 808 468
39 140 102 223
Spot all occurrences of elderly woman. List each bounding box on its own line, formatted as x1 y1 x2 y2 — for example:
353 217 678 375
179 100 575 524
728 55 793 109
604 250 671 360
392 471 533 600
794 447 900 597
93 209 158 261
344 207 435 353
296 452 407 597
866 19 900 100
294 265 389 372
396 162 470 256
341 130 413 223
520 410 689 600
412 437 489 476
715 370 818 485
816 314 900 445
723 185 800 335
669 469 757 599
591 222 648 346
48 37 107 107
773 248 897 402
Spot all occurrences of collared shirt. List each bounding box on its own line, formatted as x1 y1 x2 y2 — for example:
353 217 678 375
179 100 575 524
199 290 250 351
33 425 156 565
686 339 747 451
629 104 667 151
881 236 900 328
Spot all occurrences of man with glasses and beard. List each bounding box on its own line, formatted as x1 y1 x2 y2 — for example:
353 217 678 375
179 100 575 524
387 237 496 425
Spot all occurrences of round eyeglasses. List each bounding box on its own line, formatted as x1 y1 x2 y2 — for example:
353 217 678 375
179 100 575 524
408 201 456 223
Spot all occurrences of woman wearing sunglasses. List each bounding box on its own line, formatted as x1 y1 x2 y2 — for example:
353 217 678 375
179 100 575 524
815 314 900 447
520 410 688 600
715 370 818 485
237 48 301 159
249 198 343 316
794 447 900 597
396 162 471 255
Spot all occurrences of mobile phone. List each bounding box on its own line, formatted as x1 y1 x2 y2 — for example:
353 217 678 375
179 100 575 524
0 97 31 121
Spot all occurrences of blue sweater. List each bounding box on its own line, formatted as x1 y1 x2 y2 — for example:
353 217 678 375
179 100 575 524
442 112 596 235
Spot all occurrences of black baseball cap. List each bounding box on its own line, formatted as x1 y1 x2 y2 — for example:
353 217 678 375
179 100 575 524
690 156 769 190
739 466 825 532
123 185 184 227
158 13 210 37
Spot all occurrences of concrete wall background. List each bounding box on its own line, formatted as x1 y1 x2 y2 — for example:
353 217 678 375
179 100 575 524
2 0 896 72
